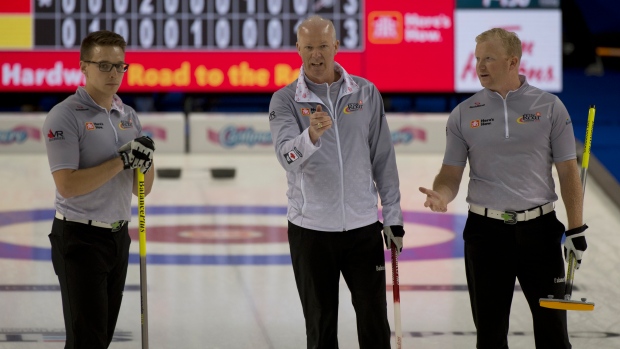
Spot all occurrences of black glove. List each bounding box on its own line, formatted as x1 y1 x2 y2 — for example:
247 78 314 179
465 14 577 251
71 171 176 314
564 224 588 269
119 151 137 170
118 136 155 174
383 225 405 257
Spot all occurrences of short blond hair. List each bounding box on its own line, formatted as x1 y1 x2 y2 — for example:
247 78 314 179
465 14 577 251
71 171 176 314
476 28 522 59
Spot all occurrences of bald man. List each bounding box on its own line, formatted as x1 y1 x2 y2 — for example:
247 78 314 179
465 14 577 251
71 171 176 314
268 16 404 349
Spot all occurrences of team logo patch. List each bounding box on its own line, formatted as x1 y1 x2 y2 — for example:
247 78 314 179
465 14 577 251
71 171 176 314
517 112 541 124
470 118 494 128
469 102 485 108
86 122 104 130
47 129 64 141
283 147 303 164
269 111 276 121
119 119 133 130
343 100 363 114
301 108 317 116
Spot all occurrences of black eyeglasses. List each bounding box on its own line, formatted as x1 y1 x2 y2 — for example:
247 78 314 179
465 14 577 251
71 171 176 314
83 61 129 73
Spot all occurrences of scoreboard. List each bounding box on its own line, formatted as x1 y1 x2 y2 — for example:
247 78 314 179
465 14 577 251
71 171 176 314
0 0 561 93
33 0 363 51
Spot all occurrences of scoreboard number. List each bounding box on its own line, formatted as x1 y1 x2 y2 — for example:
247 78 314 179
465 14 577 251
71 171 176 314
35 0 363 51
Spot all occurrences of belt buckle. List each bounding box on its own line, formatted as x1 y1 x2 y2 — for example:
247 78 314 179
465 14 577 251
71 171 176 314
501 211 517 224
111 220 126 232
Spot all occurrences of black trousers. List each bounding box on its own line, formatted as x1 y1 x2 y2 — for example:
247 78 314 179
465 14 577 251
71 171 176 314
288 221 391 349
49 218 131 349
463 211 571 349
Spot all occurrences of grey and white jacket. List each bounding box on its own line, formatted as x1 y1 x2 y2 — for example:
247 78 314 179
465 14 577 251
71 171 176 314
268 63 403 232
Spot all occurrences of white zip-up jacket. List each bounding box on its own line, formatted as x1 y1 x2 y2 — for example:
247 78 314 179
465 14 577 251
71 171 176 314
269 63 403 232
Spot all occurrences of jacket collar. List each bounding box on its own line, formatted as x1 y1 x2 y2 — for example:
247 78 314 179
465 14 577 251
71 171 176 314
294 62 359 103
76 86 125 115
484 74 529 100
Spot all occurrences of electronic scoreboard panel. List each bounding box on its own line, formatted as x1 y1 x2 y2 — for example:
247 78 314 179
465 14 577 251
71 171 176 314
0 1 561 93
32 0 364 52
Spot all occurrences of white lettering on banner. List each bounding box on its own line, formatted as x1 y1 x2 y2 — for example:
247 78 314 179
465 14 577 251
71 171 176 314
519 61 555 82
404 13 451 43
404 13 451 29
459 40 555 83
1 62 85 87
405 30 442 43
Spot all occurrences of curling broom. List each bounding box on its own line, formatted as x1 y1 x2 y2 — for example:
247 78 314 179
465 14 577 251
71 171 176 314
539 105 596 312
137 169 150 347
387 226 403 348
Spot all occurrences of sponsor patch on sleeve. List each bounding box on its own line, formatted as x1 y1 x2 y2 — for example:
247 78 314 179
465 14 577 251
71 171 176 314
283 147 303 164
47 129 65 141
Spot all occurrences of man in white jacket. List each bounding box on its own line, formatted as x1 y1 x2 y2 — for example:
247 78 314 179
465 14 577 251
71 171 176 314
269 15 404 349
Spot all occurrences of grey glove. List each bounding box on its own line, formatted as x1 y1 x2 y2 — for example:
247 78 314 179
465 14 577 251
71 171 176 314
383 225 405 257
564 224 588 269
118 136 155 174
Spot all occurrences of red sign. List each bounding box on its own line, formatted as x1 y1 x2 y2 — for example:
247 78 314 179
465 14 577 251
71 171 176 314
0 0 455 93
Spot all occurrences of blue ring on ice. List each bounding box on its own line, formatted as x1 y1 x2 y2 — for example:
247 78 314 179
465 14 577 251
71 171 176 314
0 206 465 265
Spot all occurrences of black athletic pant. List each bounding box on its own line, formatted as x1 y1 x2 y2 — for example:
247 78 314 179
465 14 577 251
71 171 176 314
463 211 571 349
49 218 131 349
288 221 391 349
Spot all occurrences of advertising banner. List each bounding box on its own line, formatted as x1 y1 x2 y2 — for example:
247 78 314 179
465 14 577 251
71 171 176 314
0 0 561 92
388 115 447 154
0 0 456 93
455 9 562 92
0 114 46 153
139 113 185 153
189 114 274 154
0 112 184 154
189 113 447 154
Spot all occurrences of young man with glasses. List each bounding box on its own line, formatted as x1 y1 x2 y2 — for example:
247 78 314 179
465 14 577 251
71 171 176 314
43 30 156 349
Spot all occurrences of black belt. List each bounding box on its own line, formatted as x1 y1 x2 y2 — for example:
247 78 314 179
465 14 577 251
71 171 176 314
55 212 127 232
